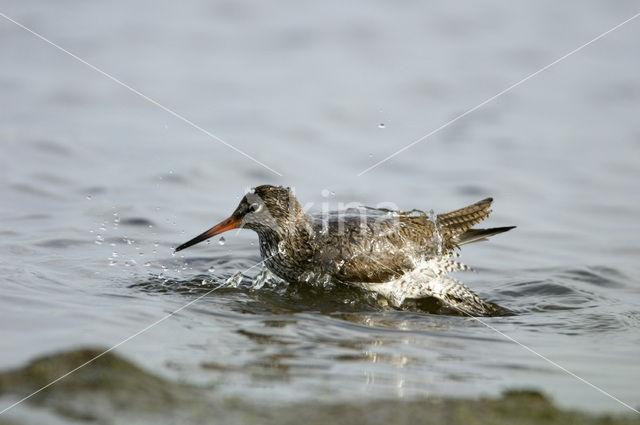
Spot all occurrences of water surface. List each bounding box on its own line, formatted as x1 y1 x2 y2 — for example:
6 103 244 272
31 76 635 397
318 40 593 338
1 0 639 416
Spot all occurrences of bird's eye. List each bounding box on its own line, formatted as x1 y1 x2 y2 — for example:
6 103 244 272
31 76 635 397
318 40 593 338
248 203 261 213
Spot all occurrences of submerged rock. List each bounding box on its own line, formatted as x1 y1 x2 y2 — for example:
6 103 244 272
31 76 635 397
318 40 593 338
0 348 637 425
0 348 206 424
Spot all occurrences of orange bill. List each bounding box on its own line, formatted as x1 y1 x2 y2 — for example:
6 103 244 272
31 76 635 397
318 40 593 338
175 216 240 252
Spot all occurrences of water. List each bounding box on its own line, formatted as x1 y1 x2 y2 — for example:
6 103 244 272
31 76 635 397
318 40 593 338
1 0 640 417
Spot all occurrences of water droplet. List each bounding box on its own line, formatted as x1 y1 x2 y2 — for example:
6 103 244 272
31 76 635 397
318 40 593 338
218 237 226 246
378 123 385 129
86 195 92 200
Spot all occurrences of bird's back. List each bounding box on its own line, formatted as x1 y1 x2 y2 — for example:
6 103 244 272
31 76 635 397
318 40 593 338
304 198 503 284
306 208 436 283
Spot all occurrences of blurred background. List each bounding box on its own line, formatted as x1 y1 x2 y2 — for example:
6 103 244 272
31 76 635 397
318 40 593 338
1 0 639 420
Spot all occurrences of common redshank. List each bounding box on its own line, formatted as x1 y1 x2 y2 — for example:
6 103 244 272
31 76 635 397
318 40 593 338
176 185 515 314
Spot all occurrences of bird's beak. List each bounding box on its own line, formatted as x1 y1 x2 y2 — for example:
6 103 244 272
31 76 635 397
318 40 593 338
175 216 241 252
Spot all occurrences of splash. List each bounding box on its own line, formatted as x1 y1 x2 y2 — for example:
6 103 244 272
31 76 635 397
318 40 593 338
225 271 244 288
355 254 496 316
251 268 279 290
427 209 443 256
220 268 285 291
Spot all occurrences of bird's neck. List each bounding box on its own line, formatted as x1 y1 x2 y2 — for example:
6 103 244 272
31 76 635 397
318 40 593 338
256 211 312 254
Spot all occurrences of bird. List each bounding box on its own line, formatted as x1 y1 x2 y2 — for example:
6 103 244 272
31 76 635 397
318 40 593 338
176 185 515 314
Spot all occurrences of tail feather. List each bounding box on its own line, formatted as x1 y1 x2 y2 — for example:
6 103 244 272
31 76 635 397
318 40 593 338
437 198 514 248
453 226 516 246
438 198 493 237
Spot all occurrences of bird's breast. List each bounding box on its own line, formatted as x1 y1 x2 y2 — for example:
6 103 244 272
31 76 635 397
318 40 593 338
258 235 316 284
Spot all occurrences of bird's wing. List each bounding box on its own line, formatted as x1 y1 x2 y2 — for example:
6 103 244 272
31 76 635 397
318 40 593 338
309 213 435 283
306 199 498 284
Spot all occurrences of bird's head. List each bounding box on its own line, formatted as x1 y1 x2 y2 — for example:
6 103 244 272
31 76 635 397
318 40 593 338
175 185 304 252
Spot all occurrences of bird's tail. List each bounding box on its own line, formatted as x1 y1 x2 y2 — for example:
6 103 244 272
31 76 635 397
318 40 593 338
437 198 515 246
437 197 494 235
453 226 516 246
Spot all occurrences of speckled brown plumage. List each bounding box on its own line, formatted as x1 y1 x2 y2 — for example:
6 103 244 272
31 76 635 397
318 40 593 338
176 185 515 288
